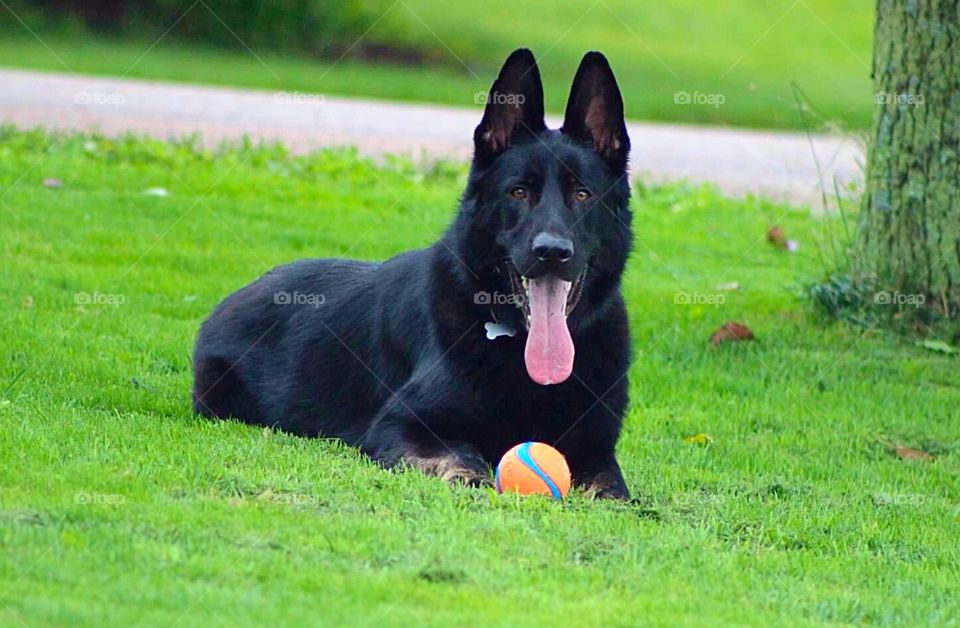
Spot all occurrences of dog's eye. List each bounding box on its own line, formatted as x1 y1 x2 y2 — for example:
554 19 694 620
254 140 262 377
575 189 591 202
510 186 528 201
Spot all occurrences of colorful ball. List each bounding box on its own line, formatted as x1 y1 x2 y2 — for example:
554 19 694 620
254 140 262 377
495 442 571 499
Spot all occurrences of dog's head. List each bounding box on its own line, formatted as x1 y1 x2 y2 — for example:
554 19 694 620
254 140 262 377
459 49 632 386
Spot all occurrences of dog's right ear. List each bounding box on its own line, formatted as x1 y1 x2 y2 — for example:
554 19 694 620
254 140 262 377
473 49 546 167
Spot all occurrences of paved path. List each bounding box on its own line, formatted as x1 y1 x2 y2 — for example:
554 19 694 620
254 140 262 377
0 68 863 208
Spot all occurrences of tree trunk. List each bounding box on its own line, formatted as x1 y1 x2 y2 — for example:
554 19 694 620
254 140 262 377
859 0 960 329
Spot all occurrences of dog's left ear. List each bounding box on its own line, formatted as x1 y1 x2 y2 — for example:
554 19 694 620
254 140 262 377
561 52 630 173
473 48 546 167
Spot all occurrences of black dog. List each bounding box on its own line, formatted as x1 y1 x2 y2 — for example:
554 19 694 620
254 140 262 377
193 49 633 499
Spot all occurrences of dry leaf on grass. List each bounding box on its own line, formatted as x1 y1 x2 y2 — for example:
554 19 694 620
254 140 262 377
683 433 713 446
710 322 755 346
767 226 786 246
42 178 63 189
767 226 798 252
896 445 934 461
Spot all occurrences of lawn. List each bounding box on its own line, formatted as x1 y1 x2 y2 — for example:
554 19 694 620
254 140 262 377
0 0 874 130
1 128 958 626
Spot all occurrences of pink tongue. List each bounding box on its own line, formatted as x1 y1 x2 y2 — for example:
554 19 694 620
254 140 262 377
524 277 575 385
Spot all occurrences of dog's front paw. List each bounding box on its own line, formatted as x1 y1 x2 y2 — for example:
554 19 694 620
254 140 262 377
577 470 630 500
442 466 494 488
405 448 492 488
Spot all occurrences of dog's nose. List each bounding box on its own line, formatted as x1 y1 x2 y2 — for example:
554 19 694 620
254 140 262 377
532 232 574 263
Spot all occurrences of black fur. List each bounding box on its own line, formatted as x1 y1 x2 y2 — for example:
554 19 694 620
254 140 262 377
192 49 633 498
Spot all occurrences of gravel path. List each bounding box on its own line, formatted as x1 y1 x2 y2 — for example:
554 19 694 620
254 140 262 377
0 68 863 208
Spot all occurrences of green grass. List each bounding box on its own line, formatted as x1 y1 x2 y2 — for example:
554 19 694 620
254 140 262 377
0 0 875 130
1 128 958 626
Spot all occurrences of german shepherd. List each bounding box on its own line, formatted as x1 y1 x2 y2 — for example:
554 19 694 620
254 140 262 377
193 49 633 499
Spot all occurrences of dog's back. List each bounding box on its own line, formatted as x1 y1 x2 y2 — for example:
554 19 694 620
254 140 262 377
193 255 423 437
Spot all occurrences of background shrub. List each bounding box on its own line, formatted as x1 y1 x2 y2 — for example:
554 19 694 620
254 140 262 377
3 0 394 58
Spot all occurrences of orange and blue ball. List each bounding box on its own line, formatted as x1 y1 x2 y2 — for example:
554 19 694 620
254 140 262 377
495 442 571 499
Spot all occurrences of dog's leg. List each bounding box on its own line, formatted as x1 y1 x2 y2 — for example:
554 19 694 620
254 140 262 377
399 439 492 487
556 377 631 500
570 455 630 500
361 381 491 487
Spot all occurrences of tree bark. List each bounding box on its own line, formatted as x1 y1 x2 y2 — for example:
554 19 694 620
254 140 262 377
859 0 960 327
